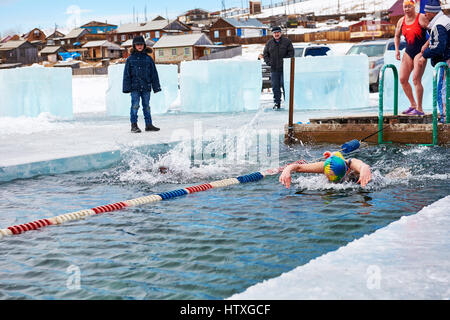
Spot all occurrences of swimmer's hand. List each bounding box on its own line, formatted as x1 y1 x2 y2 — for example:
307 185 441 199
279 166 293 189
357 164 372 188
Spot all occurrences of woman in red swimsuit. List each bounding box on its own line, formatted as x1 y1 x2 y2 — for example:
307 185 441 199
394 0 429 115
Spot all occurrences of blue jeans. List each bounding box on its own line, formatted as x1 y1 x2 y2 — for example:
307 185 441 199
130 90 152 125
271 71 285 104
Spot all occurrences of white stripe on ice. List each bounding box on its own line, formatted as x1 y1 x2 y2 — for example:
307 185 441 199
229 195 450 300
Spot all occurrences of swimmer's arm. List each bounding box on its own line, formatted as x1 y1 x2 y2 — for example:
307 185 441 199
279 162 324 189
349 159 372 188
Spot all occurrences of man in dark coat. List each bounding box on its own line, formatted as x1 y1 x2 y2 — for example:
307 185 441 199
263 26 294 109
123 36 161 133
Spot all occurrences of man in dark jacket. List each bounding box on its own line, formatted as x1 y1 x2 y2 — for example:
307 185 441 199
263 26 294 109
123 36 161 133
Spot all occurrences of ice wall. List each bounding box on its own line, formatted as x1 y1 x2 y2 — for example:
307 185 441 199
106 63 178 116
382 50 435 112
0 66 73 118
284 55 369 110
229 196 450 300
179 60 262 113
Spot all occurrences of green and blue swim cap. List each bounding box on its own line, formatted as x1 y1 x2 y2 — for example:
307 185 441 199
323 152 349 183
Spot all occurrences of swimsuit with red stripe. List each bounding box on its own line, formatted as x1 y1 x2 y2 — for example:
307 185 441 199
402 14 427 59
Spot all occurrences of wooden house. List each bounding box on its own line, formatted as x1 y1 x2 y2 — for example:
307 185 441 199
0 40 38 64
23 28 46 42
209 17 268 42
59 28 90 49
249 1 262 15
39 46 66 62
1 35 20 43
178 8 211 24
82 40 123 60
108 18 191 44
152 33 214 64
121 38 155 59
46 30 65 46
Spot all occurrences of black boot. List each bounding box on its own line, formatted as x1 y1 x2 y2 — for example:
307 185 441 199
273 103 281 110
145 123 160 131
131 123 141 133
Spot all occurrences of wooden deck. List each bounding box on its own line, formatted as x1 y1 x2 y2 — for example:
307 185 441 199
285 113 450 145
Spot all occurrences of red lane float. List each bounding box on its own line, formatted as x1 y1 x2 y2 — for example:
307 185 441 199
8 219 52 235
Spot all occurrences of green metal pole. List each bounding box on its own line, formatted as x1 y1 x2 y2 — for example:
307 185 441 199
392 66 399 116
378 64 398 144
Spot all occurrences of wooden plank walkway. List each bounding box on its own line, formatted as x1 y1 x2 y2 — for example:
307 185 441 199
285 114 450 145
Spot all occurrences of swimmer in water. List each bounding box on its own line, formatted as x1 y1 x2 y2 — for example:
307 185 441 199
279 151 372 189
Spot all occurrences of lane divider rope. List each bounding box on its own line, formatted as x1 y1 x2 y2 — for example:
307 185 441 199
0 167 287 240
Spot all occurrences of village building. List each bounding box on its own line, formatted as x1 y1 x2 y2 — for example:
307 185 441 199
39 46 66 63
108 18 191 44
0 35 20 43
152 33 214 64
121 38 155 59
178 8 218 27
82 40 123 60
249 1 262 15
209 17 268 42
349 20 395 41
80 21 118 34
59 28 90 49
22 28 46 42
0 40 39 65
45 30 65 46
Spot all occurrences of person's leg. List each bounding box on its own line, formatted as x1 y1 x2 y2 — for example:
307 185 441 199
412 54 427 113
130 91 141 132
141 90 160 131
271 71 282 107
399 53 417 113
130 91 140 124
140 90 152 126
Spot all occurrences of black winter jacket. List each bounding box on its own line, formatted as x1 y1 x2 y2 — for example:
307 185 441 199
263 37 294 72
123 48 161 93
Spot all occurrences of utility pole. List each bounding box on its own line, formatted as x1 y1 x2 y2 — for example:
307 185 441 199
222 0 226 16
145 5 147 22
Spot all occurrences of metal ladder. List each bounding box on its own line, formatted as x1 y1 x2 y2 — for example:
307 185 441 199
378 62 449 146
